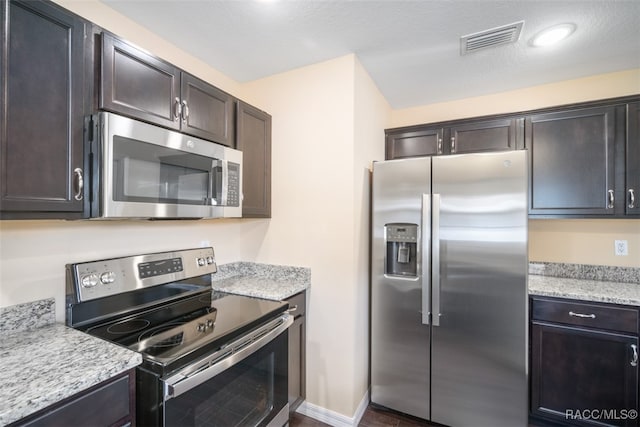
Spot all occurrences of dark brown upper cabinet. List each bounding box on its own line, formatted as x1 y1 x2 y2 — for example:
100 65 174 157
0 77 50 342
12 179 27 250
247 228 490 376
386 127 444 159
526 106 619 217
1 0 89 219
385 117 523 160
181 73 234 145
626 102 640 216
101 33 181 132
448 117 523 154
101 33 234 147
236 101 272 218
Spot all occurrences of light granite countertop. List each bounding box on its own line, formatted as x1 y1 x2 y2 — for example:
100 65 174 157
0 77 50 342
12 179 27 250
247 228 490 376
0 300 142 426
529 275 640 306
211 262 310 301
528 261 640 306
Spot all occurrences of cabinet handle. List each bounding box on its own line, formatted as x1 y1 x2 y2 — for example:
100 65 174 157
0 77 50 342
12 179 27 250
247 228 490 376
631 344 638 367
607 189 615 209
174 97 182 121
568 311 596 319
181 100 190 123
73 168 83 201
450 136 456 153
437 138 443 155
629 189 636 209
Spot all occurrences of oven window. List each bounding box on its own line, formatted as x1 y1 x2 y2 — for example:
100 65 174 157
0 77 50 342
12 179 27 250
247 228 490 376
112 136 218 205
164 330 288 427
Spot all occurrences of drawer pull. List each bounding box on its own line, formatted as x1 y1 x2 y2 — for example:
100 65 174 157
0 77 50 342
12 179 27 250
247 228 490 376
568 311 596 319
632 345 638 367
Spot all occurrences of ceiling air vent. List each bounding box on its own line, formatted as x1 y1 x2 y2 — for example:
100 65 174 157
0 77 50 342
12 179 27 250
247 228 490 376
460 21 524 55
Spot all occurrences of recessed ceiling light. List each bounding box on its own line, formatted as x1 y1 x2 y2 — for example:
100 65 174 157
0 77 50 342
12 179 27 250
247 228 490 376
531 23 576 47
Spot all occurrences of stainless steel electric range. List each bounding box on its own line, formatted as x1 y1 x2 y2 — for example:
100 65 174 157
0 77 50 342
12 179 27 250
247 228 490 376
66 247 292 427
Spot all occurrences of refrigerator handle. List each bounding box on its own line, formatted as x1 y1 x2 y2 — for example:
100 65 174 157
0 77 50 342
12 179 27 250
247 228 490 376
432 193 441 327
421 194 431 325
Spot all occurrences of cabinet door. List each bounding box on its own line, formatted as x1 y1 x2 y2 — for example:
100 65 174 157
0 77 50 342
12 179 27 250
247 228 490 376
286 291 306 412
181 73 234 146
385 127 443 159
288 313 306 412
531 322 639 426
526 106 617 216
626 102 640 216
101 33 181 131
449 117 523 154
1 0 87 218
236 101 272 218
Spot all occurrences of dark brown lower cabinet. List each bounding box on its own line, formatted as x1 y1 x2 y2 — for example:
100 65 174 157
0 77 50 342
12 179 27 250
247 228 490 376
11 370 135 427
286 291 306 412
531 297 639 427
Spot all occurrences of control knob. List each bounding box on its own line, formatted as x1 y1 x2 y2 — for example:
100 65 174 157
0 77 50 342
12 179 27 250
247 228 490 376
197 258 205 267
100 271 116 284
81 273 99 288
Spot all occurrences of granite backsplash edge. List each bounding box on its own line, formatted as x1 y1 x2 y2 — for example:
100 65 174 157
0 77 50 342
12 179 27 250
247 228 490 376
529 261 639 284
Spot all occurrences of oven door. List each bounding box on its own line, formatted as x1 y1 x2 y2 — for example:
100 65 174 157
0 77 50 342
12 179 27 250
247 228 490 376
92 111 242 219
162 314 292 427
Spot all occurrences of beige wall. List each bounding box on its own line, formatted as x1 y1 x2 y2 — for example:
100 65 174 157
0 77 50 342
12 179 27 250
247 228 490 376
0 218 264 308
392 68 640 269
530 219 640 267
241 54 390 416
390 69 640 127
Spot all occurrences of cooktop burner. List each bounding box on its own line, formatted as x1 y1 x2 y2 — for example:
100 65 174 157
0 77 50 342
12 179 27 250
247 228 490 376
107 319 151 335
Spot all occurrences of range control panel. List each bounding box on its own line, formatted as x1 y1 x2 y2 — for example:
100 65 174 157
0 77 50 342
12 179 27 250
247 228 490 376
138 258 184 279
68 247 217 302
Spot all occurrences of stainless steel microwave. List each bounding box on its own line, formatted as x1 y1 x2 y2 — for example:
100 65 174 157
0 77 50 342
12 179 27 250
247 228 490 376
87 112 242 219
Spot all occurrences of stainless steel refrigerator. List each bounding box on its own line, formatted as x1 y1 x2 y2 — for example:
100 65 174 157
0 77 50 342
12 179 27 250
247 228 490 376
371 151 528 427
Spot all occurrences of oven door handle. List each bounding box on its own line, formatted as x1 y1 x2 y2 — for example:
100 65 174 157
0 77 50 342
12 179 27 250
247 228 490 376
163 314 293 400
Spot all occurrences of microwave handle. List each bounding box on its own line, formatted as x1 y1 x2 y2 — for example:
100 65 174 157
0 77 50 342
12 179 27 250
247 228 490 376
205 160 228 206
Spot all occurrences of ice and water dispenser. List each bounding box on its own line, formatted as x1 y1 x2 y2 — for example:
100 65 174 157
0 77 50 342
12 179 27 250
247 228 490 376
385 223 418 277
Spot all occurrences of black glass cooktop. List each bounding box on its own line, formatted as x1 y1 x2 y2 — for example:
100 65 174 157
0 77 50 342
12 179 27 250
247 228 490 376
85 291 288 372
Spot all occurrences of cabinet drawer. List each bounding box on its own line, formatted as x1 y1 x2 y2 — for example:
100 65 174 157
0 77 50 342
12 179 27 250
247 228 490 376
286 291 306 318
15 371 133 426
532 297 639 334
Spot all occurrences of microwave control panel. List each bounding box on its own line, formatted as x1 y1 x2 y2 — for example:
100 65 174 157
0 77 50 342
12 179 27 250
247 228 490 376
227 162 240 207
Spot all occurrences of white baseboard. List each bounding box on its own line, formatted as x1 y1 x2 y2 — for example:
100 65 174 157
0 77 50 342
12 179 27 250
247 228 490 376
295 389 369 427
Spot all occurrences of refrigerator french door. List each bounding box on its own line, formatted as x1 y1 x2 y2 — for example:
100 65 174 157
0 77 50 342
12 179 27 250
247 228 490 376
371 151 528 427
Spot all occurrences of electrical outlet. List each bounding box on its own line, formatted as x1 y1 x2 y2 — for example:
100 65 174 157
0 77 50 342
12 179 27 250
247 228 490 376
615 240 628 256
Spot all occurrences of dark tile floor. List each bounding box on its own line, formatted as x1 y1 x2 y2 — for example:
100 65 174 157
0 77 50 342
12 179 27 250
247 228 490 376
289 405 433 427
290 405 556 427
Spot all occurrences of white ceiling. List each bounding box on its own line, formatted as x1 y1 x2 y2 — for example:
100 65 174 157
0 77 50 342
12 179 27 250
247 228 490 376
101 0 640 109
